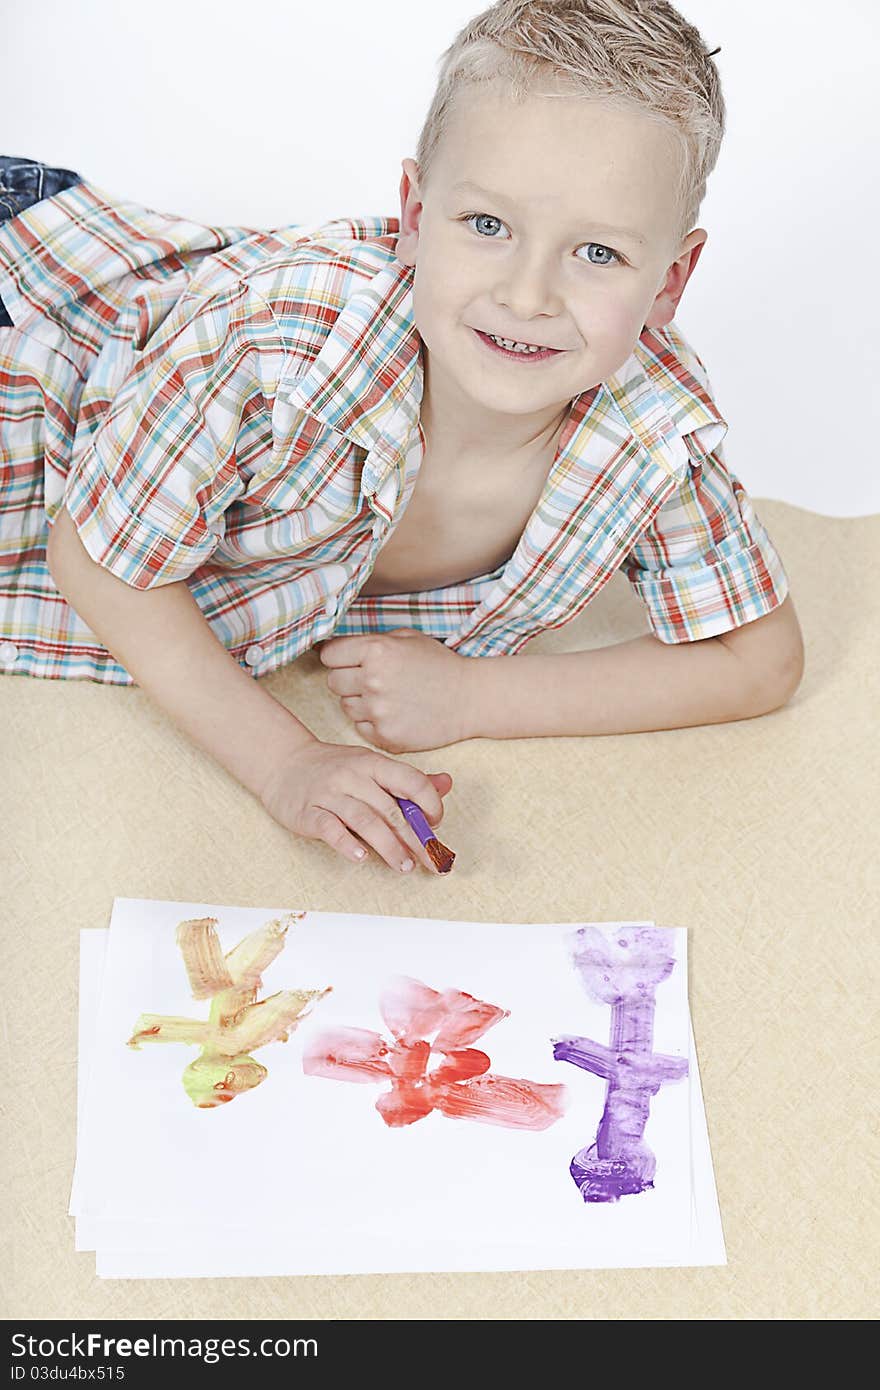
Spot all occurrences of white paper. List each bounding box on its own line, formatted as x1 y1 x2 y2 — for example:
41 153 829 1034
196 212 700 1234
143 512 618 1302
74 898 725 1276
69 928 109 1220
86 1026 726 1277
687 1021 726 1263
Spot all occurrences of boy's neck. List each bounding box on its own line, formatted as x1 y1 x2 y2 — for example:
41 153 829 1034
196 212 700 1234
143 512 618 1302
418 342 572 471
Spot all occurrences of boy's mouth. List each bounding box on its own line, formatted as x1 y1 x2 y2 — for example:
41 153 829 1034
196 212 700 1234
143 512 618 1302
472 328 563 363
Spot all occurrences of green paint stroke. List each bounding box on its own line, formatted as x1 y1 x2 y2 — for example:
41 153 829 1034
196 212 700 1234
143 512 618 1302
127 912 331 1108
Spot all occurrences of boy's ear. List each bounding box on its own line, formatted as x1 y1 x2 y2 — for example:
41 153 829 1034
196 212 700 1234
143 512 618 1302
643 229 708 331
396 157 423 266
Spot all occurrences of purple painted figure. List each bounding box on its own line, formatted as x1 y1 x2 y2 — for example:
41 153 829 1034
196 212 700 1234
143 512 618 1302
553 926 688 1203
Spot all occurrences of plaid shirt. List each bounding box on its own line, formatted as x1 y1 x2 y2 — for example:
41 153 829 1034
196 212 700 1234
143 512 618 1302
0 178 788 685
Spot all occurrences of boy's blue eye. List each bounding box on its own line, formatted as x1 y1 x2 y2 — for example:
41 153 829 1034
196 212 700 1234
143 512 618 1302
465 212 510 240
461 212 623 267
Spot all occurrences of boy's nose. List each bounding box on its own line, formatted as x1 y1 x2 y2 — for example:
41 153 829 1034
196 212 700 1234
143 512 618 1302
492 273 563 329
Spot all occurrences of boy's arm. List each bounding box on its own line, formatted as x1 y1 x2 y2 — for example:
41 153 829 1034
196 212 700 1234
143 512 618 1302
460 595 804 739
46 506 316 799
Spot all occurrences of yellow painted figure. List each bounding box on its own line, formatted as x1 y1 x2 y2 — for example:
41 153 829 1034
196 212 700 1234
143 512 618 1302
128 913 330 1108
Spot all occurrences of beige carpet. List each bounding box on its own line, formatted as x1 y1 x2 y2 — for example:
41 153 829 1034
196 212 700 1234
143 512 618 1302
2 499 877 1320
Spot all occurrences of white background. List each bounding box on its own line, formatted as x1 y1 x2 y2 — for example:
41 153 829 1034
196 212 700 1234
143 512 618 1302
3 1 878 514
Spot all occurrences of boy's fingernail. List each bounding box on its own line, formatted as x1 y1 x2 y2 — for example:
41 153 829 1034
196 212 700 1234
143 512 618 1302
400 858 415 873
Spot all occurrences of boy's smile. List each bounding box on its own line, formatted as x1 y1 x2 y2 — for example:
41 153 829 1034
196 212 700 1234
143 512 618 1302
472 326 565 360
396 77 707 463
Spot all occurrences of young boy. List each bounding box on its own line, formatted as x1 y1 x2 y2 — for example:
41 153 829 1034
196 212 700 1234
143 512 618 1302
0 0 803 876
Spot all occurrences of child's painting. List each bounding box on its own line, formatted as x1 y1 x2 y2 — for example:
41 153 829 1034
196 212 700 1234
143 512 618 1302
553 925 689 1202
128 914 329 1107
72 899 725 1277
302 974 568 1130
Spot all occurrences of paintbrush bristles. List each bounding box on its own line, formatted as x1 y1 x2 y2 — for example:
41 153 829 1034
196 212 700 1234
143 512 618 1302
425 836 456 874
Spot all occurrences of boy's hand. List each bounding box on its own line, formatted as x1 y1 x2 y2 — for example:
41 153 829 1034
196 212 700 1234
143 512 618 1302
317 628 472 752
259 737 453 873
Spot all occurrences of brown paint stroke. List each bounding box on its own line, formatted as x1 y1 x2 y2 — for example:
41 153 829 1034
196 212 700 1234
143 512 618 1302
128 911 331 1108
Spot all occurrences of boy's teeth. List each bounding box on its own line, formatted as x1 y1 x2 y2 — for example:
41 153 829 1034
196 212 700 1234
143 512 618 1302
487 333 543 353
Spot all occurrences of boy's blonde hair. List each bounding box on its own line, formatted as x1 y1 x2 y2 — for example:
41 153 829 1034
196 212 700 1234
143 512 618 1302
414 0 726 249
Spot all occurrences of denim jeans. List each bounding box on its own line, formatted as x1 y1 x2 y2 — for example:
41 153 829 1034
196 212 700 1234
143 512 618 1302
0 155 84 326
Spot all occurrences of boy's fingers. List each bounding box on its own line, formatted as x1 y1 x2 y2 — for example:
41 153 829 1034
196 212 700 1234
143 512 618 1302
332 792 424 874
306 806 374 867
428 772 453 811
339 695 365 720
377 760 450 825
362 786 445 873
318 636 371 668
324 666 363 697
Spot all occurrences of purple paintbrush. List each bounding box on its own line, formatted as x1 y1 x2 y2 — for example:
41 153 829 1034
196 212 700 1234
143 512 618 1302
395 797 456 874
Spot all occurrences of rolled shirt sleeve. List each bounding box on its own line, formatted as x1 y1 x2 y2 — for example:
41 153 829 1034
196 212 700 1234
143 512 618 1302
62 279 283 588
621 438 790 644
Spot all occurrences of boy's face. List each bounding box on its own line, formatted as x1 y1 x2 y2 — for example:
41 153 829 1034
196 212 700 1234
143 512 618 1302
397 81 707 435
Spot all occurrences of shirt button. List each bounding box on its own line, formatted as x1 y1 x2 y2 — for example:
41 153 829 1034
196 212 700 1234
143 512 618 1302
244 644 264 668
324 595 338 617
0 640 18 664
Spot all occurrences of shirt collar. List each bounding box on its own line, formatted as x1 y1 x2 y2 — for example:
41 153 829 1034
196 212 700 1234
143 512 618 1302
603 325 729 481
281 256 423 495
281 253 727 489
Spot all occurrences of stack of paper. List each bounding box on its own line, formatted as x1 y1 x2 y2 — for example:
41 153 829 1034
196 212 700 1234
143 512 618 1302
72 897 725 1278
